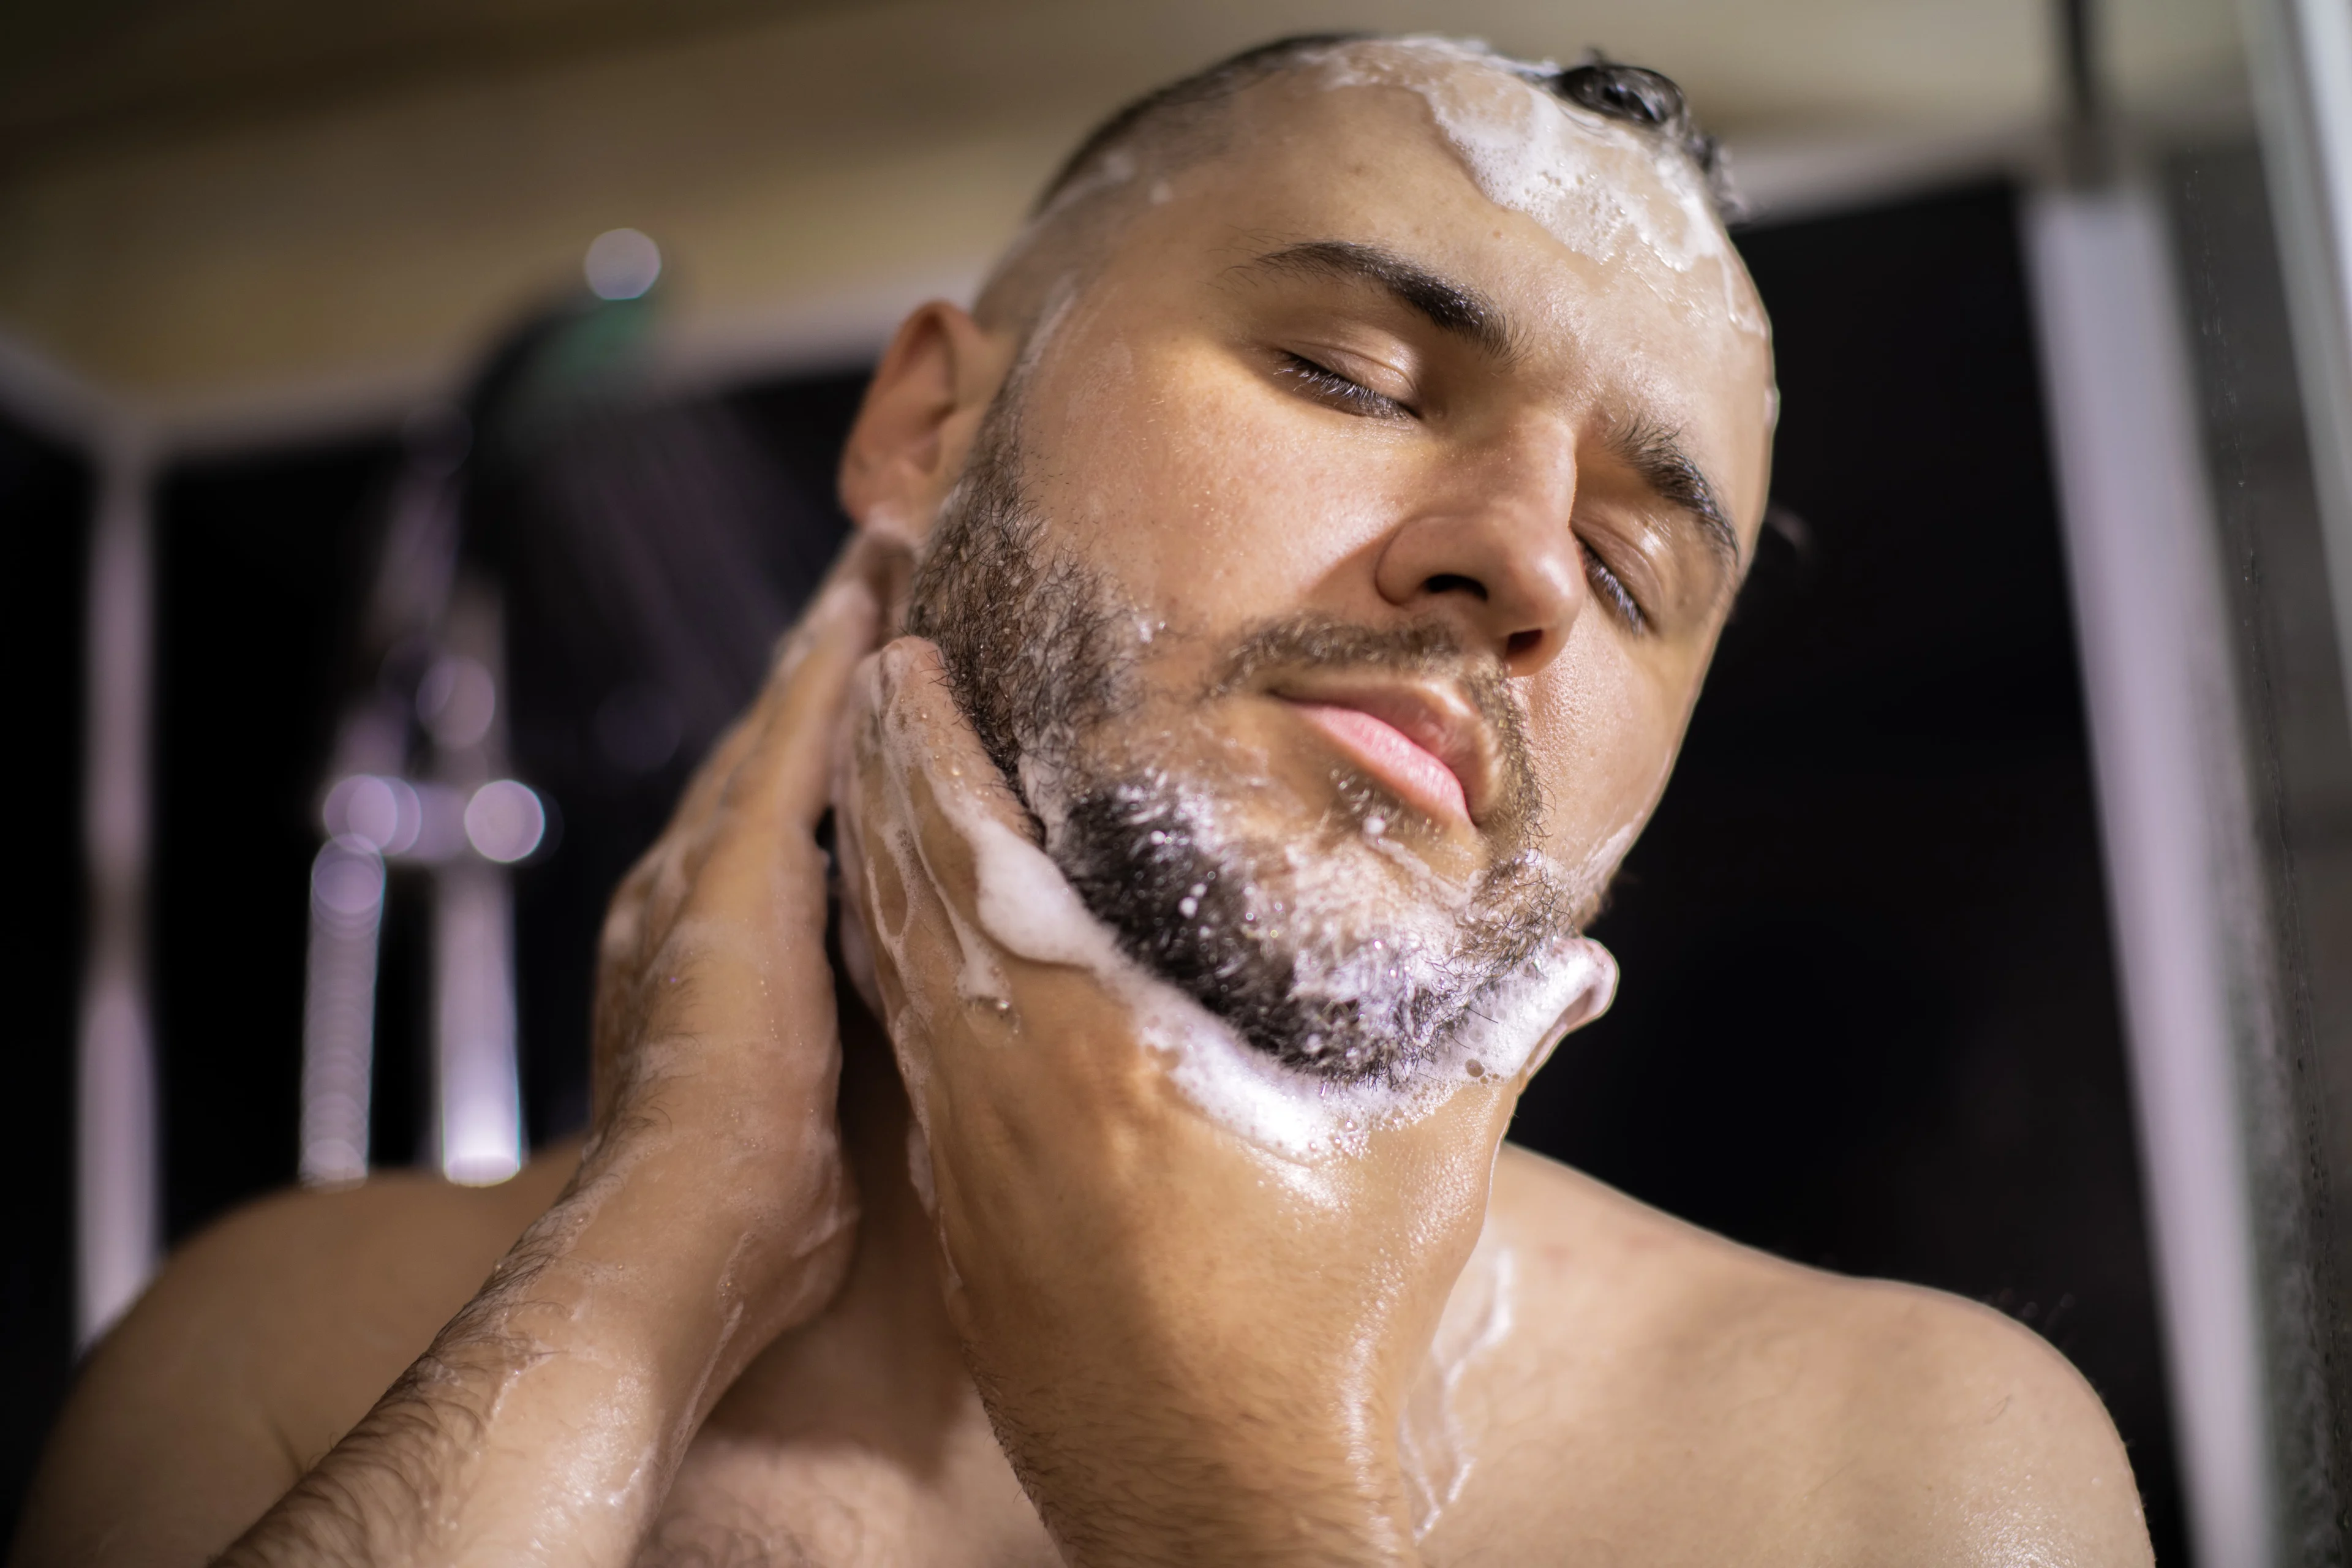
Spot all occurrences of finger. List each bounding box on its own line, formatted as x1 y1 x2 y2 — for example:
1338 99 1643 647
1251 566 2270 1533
594 559 888 1079
720 570 886 839
646 570 883 944
745 531 907 745
842 636 1036 971
863 638 1066 940
851 641 1172 1145
839 639 1039 1120
842 641 985 995
873 638 1026 812
857 636 1135 1054
835 655 906 957
651 531 906 876
597 591 864 979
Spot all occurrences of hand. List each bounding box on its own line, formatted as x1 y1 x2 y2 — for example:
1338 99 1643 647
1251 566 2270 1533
216 540 900 1568
835 637 1566 1568
583 531 909 1346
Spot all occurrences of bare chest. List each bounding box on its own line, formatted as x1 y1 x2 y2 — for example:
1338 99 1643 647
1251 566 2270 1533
634 1371 1054 1568
625 1243 1566 1568
622 1219 1844 1568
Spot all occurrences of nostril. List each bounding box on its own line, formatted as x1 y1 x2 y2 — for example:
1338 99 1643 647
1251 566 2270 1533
1506 629 1543 660
1424 573 1488 601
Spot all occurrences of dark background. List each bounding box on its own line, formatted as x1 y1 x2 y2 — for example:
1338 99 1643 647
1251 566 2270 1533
3 179 2184 1561
0 415 91 1561
1515 181 2180 1555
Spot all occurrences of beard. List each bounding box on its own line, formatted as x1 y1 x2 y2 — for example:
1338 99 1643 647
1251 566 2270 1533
903 383 1580 1085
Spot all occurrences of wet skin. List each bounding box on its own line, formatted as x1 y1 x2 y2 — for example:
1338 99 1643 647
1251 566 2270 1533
973 80 1775 916
15 62 2152 1568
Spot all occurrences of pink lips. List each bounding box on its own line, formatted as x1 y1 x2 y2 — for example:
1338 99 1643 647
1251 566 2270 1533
1289 701 1471 824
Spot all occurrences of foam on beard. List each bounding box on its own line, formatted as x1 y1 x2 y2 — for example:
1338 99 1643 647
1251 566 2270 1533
850 661 1616 1164
1032 746 1565 1082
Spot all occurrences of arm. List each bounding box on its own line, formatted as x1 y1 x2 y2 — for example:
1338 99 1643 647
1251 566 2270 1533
10 1166 570 1568
14 558 891 1568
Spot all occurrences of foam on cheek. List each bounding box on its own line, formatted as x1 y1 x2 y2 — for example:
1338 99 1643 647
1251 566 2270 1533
1303 37 1765 340
865 680 1615 1163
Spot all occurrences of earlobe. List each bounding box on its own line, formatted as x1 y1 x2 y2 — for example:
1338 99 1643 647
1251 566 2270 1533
839 302 1014 548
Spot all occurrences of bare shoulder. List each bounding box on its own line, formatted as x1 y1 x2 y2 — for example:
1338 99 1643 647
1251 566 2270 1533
12 1145 576 1568
1444 1145 2152 1567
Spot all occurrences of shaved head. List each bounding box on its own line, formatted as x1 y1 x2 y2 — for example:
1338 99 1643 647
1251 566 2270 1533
974 34 1738 343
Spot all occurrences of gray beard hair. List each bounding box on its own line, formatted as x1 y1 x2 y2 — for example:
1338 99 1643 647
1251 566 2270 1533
903 386 1577 1084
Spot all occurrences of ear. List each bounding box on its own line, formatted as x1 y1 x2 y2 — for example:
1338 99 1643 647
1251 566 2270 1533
839 302 1016 548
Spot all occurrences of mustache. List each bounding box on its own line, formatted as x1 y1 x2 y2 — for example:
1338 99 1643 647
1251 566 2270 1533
1205 613 1546 837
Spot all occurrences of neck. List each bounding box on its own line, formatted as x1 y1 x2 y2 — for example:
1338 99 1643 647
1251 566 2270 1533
701 974 978 1435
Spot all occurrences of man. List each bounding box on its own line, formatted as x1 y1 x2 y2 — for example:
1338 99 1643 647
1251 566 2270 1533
17 35 2154 1567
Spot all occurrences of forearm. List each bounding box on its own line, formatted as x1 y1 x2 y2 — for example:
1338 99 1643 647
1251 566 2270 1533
217 1148 832 1568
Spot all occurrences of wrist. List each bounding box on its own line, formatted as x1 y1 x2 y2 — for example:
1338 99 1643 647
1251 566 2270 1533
526 1127 856 1401
217 1156 811 1568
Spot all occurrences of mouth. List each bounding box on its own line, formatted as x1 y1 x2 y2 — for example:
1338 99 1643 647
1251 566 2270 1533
1272 679 1498 828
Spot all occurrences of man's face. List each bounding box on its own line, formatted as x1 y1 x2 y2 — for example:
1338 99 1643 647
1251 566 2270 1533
904 61 1774 1082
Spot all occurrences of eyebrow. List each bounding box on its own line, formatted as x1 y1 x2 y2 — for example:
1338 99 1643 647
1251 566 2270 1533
1247 238 1743 587
1610 417 1744 585
1246 239 1518 360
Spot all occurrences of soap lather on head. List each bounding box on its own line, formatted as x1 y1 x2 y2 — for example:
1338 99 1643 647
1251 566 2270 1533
979 35 1755 348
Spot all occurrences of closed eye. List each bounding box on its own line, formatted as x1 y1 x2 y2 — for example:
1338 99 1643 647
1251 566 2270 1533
1276 352 1414 420
1581 541 1648 633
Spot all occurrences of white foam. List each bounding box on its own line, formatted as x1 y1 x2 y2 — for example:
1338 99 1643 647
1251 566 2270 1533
848 649 1618 1165
977 34 1763 350
1400 1227 1517 1536
1300 37 1766 339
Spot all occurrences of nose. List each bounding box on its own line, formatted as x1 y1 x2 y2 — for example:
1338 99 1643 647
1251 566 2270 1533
1371 434 1585 677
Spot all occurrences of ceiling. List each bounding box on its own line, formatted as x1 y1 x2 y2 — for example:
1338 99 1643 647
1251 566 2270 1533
0 0 860 171
0 0 2250 445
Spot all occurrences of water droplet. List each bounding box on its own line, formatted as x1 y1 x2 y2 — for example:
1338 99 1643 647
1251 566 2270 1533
1465 1060 1486 1079
1364 815 1387 837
